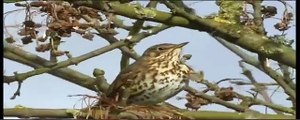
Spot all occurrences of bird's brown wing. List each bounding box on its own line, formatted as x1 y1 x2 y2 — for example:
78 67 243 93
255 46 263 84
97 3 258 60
106 58 148 97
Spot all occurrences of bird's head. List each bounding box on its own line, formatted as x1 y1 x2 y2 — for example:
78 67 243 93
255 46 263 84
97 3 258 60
142 42 189 60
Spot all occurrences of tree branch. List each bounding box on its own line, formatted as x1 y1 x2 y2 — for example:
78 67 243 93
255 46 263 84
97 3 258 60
211 35 295 104
4 46 104 92
81 15 140 60
4 39 132 85
184 86 248 112
4 108 294 119
188 73 295 114
239 61 282 114
69 1 296 68
251 0 265 34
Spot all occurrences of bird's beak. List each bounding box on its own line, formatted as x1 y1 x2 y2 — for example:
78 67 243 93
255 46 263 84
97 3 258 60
176 42 189 48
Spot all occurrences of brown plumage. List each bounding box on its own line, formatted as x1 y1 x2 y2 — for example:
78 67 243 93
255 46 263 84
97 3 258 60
106 42 192 105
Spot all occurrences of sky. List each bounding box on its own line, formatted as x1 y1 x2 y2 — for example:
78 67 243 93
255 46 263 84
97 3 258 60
3 1 295 117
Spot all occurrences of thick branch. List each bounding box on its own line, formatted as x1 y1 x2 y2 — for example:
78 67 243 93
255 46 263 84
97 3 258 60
162 1 295 68
4 108 73 118
252 0 265 34
72 1 295 68
4 108 294 119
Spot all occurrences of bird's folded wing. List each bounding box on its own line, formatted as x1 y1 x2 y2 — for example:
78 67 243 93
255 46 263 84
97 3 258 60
106 59 147 97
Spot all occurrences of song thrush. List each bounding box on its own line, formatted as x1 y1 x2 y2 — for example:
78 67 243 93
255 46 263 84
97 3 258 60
106 42 192 106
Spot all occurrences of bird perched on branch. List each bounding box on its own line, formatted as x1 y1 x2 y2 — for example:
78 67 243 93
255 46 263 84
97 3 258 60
106 42 193 106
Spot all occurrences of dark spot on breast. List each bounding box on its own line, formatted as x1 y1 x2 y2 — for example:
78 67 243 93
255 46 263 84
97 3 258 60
151 71 158 80
173 62 180 69
144 95 150 99
170 69 175 74
138 85 143 90
158 84 169 91
177 73 181 77
182 70 188 74
130 90 146 98
132 99 139 102
171 62 176 69
158 58 164 62
153 78 157 83
159 79 165 84
149 84 155 90
180 80 185 83
165 63 169 68
175 86 182 90
132 75 137 80
143 82 148 87
141 73 146 81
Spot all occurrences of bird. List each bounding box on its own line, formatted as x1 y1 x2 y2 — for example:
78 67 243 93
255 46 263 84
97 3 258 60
105 42 193 106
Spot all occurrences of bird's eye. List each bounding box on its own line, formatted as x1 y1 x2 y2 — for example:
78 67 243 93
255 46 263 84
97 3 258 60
157 47 164 51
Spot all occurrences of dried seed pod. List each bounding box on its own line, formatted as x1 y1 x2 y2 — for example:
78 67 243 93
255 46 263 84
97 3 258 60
185 93 209 111
51 50 65 56
18 28 27 36
34 23 43 28
37 36 47 42
5 37 16 43
185 102 201 111
274 22 289 31
82 31 94 40
23 20 35 28
215 87 235 101
21 36 33 44
261 6 277 18
35 43 51 52
65 51 73 59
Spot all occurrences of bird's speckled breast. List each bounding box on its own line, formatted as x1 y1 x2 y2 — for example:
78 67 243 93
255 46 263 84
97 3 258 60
128 60 190 105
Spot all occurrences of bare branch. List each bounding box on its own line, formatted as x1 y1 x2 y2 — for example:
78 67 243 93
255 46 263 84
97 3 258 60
184 86 248 112
4 47 103 92
211 35 295 105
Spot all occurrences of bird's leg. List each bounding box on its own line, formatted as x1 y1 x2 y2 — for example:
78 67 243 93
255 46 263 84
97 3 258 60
117 88 131 107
